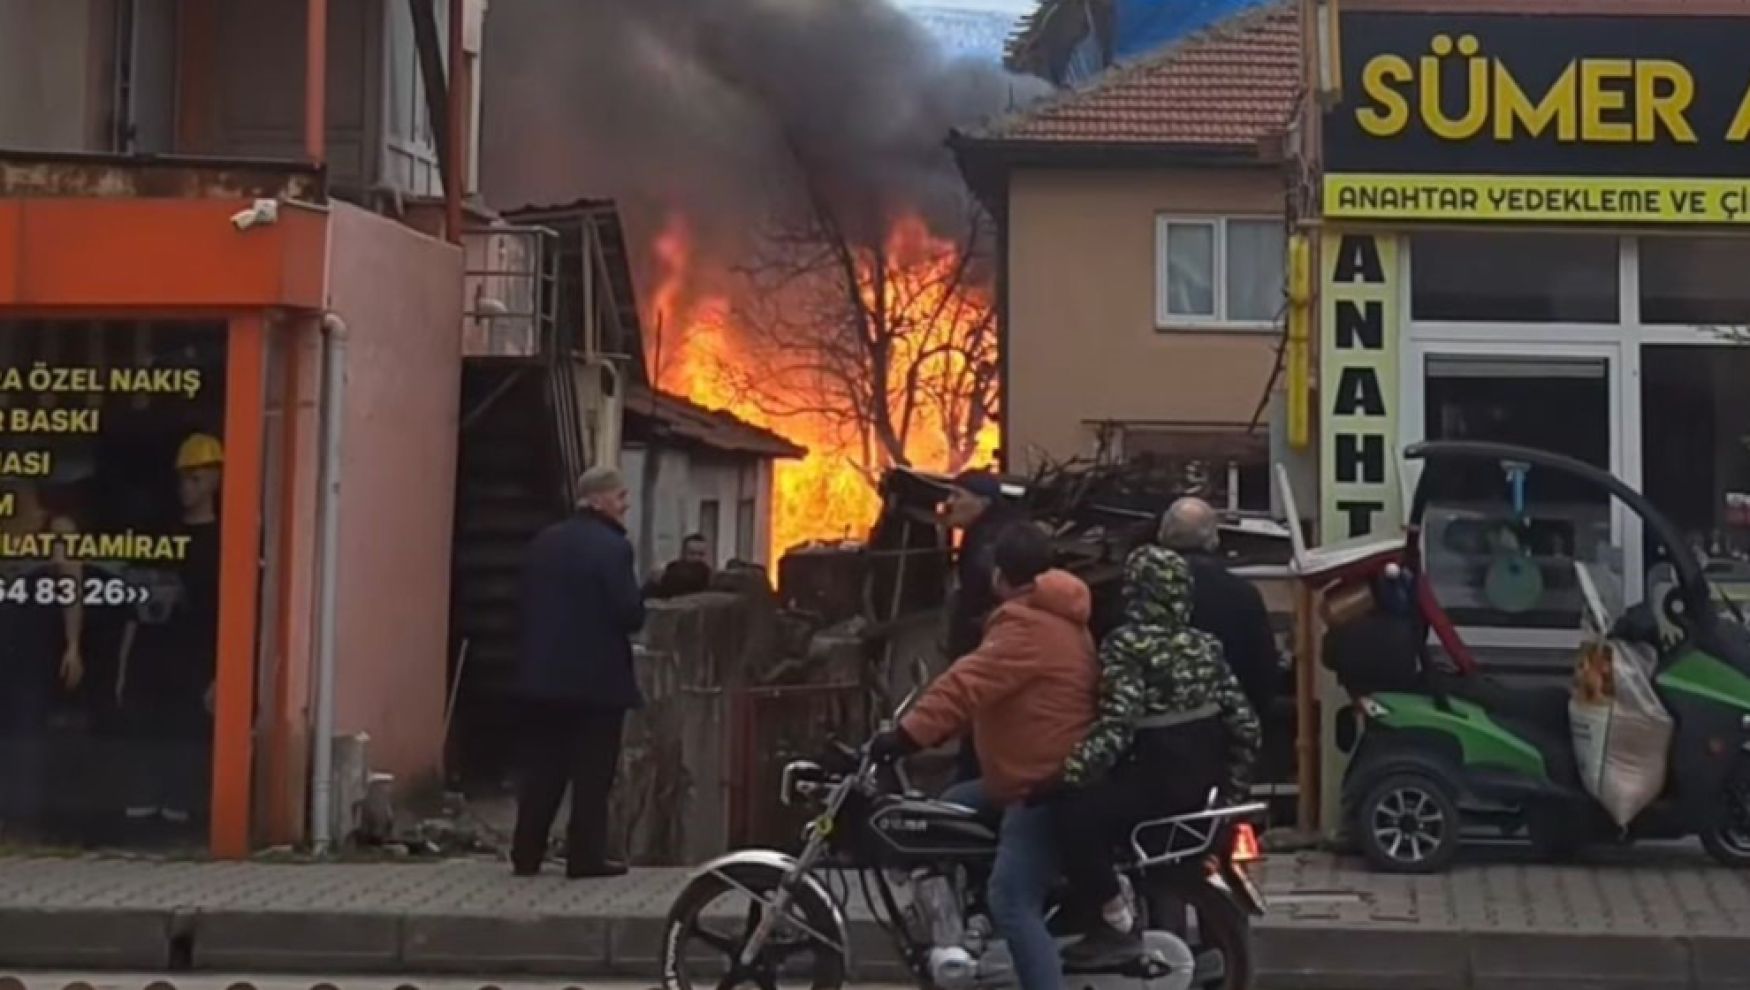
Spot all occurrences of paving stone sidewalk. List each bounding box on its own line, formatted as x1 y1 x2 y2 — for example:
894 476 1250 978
1 849 1748 989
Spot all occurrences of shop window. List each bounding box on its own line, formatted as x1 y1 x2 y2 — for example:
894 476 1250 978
1156 217 1285 328
1419 355 1616 630
1639 237 1750 327
0 320 227 848
1411 232 1618 323
1642 347 1750 597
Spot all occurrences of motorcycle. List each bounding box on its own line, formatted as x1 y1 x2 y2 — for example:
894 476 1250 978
658 696 1268 990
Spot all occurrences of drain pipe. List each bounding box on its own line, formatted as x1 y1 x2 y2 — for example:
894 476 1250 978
310 312 349 853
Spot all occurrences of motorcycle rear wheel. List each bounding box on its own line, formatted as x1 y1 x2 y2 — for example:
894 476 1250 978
661 862 848 990
1145 879 1253 990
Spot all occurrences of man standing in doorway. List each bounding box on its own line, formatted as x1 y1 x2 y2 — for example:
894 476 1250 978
1157 498 1281 721
512 466 646 878
643 533 712 599
940 470 1023 782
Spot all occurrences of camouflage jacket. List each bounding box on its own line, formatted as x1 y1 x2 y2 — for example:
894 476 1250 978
1062 546 1262 794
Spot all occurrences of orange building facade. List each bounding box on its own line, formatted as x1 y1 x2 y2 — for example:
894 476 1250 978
1 0 478 857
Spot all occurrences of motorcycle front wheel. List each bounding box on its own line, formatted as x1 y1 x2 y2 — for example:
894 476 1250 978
660 861 848 990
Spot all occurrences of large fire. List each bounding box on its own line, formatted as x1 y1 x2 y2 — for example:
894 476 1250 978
646 213 1001 564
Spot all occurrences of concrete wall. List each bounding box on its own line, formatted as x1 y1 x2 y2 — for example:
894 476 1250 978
625 445 772 576
1006 166 1285 468
325 202 463 783
0 0 114 151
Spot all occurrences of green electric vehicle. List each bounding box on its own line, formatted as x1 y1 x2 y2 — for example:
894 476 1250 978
1318 441 1750 873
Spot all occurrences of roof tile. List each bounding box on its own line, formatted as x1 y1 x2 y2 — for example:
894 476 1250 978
979 2 1302 151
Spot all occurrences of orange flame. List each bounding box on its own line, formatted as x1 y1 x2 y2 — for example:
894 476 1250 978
645 212 999 565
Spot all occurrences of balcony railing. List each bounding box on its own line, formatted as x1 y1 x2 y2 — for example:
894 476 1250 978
462 223 557 358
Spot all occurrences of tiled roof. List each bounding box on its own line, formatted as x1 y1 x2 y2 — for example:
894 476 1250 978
975 1 1301 151
624 382 807 461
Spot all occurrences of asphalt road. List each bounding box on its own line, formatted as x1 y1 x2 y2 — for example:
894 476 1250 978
0 979 916 990
0 979 670 990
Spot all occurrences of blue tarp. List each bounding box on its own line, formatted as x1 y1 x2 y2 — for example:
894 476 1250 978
1112 0 1278 61
1063 28 1106 85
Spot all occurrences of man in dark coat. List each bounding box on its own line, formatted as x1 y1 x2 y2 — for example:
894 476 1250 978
1157 497 1281 721
512 466 646 878
940 469 1025 781
642 533 712 599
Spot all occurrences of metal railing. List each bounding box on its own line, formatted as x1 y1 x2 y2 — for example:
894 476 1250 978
461 224 558 359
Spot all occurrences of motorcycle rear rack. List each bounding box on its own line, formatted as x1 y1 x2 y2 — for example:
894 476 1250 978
1127 801 1268 869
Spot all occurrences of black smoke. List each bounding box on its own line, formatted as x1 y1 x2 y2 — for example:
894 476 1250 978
479 0 1048 266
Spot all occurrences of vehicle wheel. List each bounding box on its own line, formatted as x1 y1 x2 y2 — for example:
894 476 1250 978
1178 879 1253 990
660 862 847 990
1701 762 1750 869
1356 772 1461 874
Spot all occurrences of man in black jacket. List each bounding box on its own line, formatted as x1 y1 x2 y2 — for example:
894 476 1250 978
1158 497 1281 722
940 470 1024 781
512 467 647 878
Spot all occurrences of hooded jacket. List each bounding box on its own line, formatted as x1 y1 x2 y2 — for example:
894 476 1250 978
902 569 1098 805
1062 546 1261 794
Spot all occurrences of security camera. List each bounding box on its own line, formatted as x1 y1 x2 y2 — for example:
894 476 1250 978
231 198 280 231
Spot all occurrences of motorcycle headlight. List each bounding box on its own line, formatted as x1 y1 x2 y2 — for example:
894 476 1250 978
780 760 825 807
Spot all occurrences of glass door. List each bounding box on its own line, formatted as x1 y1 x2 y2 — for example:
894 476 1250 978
1400 343 1628 653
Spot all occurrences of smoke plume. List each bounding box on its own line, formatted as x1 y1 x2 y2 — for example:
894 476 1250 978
480 0 1049 270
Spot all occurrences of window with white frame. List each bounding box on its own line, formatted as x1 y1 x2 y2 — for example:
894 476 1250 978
1155 217 1286 329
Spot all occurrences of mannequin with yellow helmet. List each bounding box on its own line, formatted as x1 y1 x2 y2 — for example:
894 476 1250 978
115 432 224 833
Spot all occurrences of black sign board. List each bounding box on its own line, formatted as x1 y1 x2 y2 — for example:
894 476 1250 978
1324 12 1750 179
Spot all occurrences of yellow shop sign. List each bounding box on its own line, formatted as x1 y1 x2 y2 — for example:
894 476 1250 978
1323 11 1750 223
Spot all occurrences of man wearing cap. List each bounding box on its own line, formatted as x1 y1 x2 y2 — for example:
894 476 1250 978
512 466 646 878
1157 497 1281 720
941 469 1024 782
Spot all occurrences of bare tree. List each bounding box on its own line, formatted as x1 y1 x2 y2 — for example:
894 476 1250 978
701 179 1000 483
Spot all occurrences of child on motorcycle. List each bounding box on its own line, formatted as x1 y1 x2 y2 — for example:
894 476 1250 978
1047 545 1262 963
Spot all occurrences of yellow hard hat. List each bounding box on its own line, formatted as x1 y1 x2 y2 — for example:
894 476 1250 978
176 433 224 471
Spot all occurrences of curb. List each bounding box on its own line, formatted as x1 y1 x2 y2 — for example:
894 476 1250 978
3 907 1749 988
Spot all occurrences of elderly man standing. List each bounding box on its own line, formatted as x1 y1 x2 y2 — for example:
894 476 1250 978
512 467 646 878
1158 497 1281 720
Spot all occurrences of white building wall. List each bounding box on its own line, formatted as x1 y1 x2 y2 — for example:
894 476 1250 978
623 444 779 578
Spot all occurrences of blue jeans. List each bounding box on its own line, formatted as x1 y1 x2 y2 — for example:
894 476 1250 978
943 781 1061 990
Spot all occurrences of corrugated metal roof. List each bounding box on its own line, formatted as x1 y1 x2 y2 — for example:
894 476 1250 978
624 382 806 460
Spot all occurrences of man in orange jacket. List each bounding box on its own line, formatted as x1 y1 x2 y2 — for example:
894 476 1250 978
872 523 1097 990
